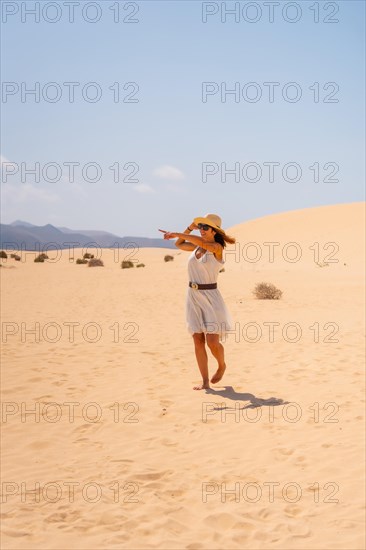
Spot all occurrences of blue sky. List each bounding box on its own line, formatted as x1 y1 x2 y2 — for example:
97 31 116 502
1 0 365 238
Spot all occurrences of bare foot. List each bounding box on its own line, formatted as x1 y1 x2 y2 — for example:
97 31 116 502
211 363 226 384
193 382 210 390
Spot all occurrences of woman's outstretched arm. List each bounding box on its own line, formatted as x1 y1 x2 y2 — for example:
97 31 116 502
176 226 194 246
176 233 221 254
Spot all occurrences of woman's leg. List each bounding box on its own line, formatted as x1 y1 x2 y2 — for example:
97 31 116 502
192 332 210 390
206 333 226 384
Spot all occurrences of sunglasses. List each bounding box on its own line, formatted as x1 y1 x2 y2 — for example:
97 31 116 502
198 223 213 231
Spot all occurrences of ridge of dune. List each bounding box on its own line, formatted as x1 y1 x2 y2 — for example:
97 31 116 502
227 201 365 232
221 202 365 271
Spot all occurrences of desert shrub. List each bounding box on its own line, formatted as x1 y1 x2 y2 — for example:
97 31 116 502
88 258 104 267
0 251 7 259
219 268 225 273
164 255 174 262
121 261 134 269
83 253 95 259
76 258 88 264
14 255 21 261
252 282 282 300
34 253 49 263
136 263 145 268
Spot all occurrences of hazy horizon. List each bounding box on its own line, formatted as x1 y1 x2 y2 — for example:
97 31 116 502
3 199 365 239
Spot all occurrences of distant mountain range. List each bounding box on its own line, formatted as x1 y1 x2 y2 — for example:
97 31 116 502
1 220 175 251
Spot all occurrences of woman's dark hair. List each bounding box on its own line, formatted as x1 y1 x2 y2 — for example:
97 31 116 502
211 227 236 248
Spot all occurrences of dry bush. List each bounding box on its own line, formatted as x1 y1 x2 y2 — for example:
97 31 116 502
0 251 7 258
34 253 49 263
88 258 104 267
136 263 145 268
253 282 282 300
121 261 134 269
76 258 88 264
164 255 174 262
83 253 95 259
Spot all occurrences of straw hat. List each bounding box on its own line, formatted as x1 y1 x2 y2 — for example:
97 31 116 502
193 213 226 235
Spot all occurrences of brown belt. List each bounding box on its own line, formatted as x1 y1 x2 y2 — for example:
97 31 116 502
189 282 217 290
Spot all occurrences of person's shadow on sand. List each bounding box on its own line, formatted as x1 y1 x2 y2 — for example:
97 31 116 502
204 386 289 409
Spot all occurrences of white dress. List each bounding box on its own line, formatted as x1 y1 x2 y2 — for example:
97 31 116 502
185 246 234 341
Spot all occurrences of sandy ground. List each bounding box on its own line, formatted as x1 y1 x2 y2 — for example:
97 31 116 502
1 202 365 549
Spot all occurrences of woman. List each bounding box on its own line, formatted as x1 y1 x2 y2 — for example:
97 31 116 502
160 213 236 391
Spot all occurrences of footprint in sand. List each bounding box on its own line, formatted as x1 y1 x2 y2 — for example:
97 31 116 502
203 512 237 530
160 400 174 407
45 510 81 524
156 488 186 499
27 440 52 450
258 508 270 520
160 438 177 447
288 525 312 538
133 471 172 482
274 447 294 459
72 424 100 437
284 504 303 517
34 395 54 402
0 512 15 519
159 399 174 416
233 520 255 532
2 529 31 538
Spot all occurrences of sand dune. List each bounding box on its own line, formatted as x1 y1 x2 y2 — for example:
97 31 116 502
1 202 365 549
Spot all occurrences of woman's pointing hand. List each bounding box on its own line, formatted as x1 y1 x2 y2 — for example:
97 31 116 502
158 229 178 240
